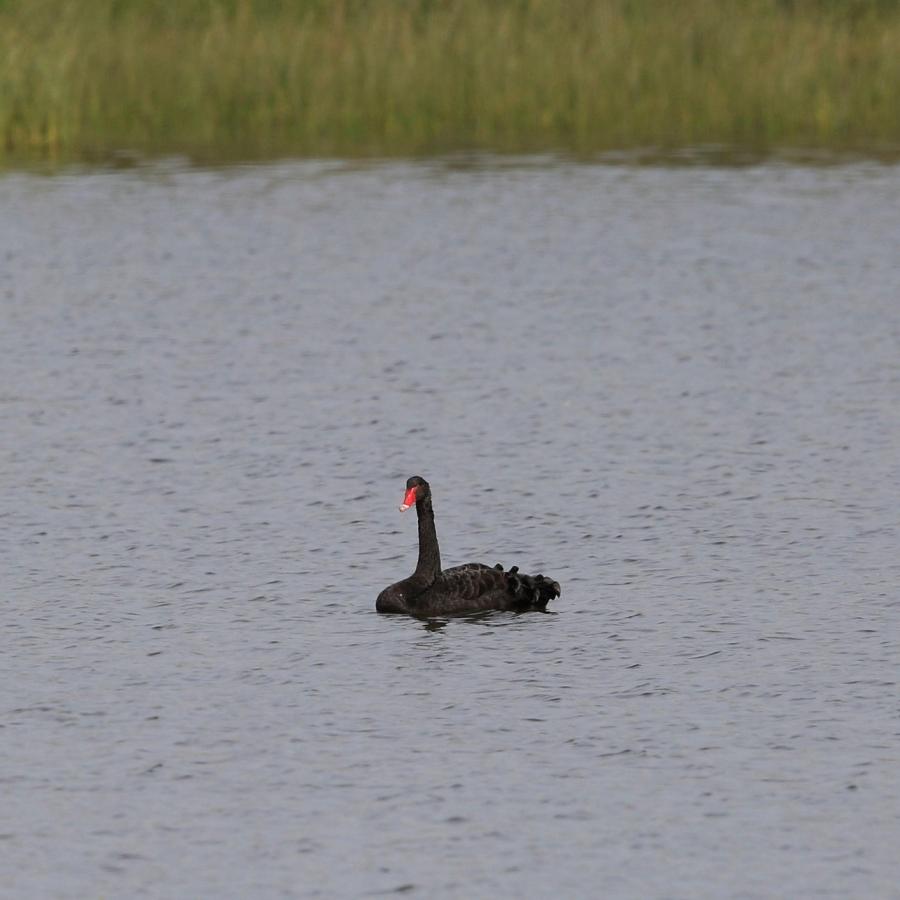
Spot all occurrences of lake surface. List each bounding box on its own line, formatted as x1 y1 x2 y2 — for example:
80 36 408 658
2 158 899 899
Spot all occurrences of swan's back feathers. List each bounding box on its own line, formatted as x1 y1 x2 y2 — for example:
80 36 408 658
499 564 561 611
395 562 560 616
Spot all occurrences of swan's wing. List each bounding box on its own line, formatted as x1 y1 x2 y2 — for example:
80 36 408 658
435 564 506 599
409 563 561 616
410 563 509 615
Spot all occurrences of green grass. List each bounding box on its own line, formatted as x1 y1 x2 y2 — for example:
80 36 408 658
2 0 900 165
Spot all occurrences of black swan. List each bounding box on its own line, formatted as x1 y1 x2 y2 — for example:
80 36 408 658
376 476 561 616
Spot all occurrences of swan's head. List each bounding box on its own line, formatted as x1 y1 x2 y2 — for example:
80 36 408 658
399 475 430 512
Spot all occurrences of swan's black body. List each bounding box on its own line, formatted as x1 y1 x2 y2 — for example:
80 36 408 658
376 476 560 617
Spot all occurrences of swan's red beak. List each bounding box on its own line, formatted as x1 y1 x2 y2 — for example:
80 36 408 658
399 487 417 512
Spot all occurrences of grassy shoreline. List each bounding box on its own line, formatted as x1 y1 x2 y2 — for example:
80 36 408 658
3 0 900 166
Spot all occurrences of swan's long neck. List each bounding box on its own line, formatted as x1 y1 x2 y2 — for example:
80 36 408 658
414 496 441 578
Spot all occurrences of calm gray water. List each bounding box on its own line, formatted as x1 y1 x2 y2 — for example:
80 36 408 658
2 158 899 899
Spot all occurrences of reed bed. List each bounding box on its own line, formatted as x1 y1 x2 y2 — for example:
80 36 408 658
2 0 899 164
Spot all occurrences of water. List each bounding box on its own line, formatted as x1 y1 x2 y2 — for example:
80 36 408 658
2 158 899 899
